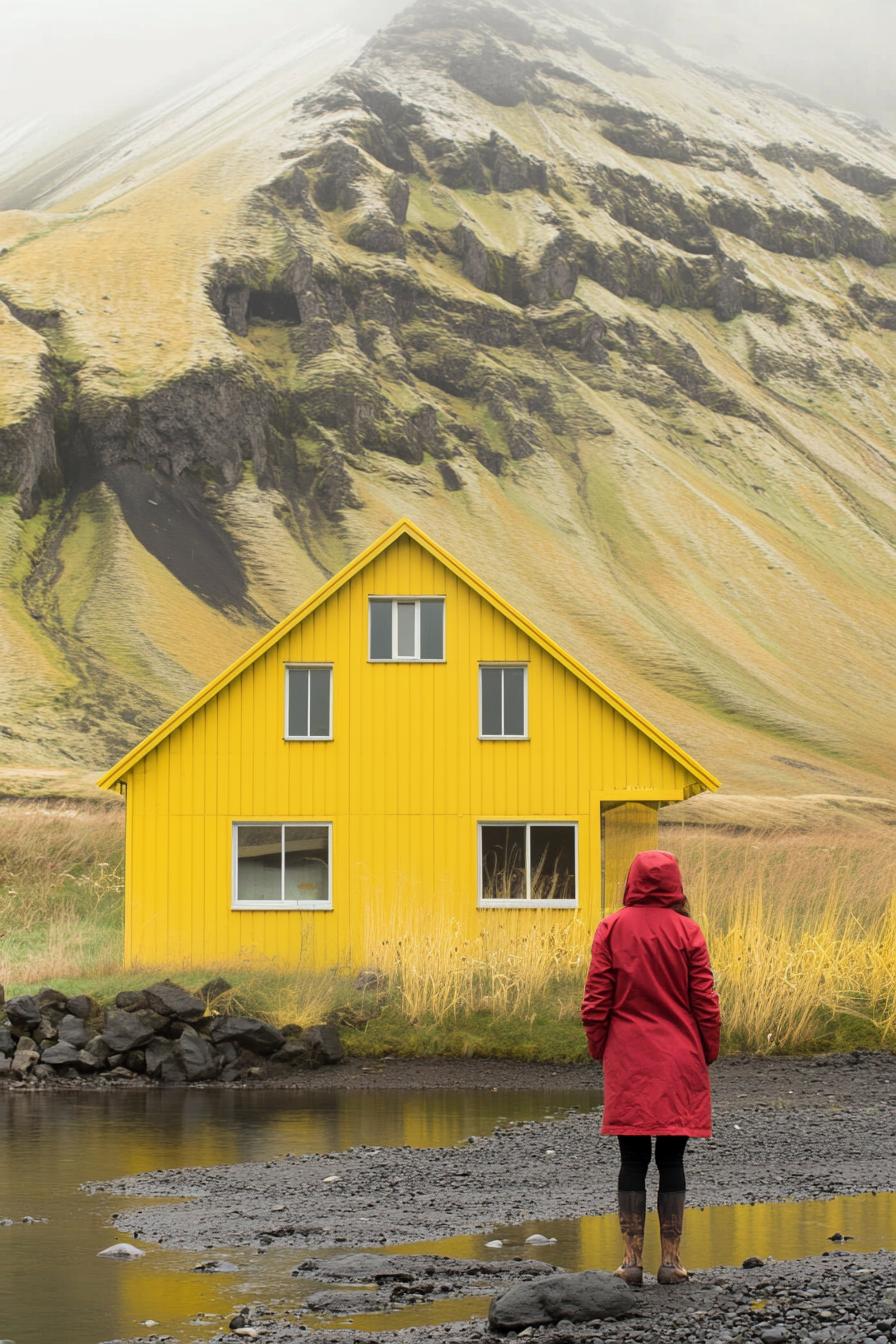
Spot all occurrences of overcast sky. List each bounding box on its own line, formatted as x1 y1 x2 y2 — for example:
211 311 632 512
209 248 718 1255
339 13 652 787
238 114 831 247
1 0 893 178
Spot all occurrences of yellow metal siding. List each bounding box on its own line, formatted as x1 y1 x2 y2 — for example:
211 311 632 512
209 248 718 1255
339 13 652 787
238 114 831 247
123 535 692 969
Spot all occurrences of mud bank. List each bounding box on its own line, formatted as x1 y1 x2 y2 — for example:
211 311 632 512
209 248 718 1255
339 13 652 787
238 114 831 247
94 1053 896 1250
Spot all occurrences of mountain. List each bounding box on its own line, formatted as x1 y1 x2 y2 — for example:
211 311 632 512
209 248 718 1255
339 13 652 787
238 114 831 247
0 0 894 806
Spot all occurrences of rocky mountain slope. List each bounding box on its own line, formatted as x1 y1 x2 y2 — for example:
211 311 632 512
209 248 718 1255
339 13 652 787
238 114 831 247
0 0 894 801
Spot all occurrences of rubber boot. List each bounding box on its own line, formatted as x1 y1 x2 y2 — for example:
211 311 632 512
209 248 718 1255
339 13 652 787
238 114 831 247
614 1189 646 1286
656 1189 689 1284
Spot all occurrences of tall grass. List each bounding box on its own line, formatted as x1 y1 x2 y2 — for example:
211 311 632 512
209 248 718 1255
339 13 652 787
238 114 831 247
2 800 895 1056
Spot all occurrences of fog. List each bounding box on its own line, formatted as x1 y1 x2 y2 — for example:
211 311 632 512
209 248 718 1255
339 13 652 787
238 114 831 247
1 0 893 186
596 0 896 128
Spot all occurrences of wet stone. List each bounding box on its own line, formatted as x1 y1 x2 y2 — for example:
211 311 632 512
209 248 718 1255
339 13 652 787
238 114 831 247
489 1270 634 1332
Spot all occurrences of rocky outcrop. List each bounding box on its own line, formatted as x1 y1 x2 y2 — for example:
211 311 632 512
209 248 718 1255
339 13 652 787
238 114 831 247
0 981 345 1086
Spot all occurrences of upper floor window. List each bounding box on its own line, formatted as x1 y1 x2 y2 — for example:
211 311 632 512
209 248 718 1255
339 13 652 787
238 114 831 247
285 665 332 740
480 664 527 738
369 597 445 662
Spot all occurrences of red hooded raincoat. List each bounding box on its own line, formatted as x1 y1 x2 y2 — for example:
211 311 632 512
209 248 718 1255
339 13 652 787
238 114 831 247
581 850 721 1137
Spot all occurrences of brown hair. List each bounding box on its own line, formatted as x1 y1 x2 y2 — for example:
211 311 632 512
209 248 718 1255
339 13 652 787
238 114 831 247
672 897 691 916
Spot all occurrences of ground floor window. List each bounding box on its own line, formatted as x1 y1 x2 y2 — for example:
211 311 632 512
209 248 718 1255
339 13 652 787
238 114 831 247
478 822 578 906
232 823 332 909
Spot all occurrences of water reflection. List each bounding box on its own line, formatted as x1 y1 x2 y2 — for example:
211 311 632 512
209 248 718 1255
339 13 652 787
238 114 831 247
0 1086 591 1344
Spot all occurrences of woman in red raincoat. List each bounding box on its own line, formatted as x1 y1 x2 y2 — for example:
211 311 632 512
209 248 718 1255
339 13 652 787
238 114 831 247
581 850 721 1286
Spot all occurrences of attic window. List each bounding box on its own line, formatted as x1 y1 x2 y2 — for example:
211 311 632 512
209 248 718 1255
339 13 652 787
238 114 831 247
478 822 578 907
369 597 445 661
480 664 527 738
233 823 332 909
285 665 332 740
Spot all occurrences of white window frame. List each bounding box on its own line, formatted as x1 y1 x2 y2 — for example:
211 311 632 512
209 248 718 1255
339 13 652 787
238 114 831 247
368 596 446 663
477 821 579 909
283 663 333 741
231 821 333 911
479 663 529 740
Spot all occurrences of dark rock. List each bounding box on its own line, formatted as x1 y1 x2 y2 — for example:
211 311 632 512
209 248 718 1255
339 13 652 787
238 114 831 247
207 1015 285 1055
76 1049 102 1072
0 1058 11 1076
306 1289 384 1313
158 1054 188 1084
114 990 149 1011
145 1036 177 1077
199 977 232 1003
32 1016 58 1045
314 1253 413 1282
11 1037 39 1076
57 1014 92 1048
101 1009 164 1053
65 994 95 1020
489 1271 633 1331
124 1050 147 1074
743 1256 765 1268
82 1035 111 1065
271 1038 313 1068
192 1259 239 1272
40 1041 82 1067
36 987 68 1011
304 1024 345 1065
174 1026 219 1081
105 1066 136 1081
142 981 205 1021
4 995 41 1029
0 1026 14 1055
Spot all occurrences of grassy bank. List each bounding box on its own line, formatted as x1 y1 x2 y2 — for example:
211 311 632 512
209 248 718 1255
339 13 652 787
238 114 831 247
1 801 895 1059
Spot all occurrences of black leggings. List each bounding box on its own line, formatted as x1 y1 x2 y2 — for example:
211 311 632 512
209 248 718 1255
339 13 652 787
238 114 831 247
618 1136 688 1193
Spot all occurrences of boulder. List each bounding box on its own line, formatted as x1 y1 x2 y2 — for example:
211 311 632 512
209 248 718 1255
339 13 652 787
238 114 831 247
11 1037 39 1077
0 1026 14 1055
158 1054 187 1083
304 1024 345 1065
199 977 232 1003
488 1271 634 1332
76 1049 102 1072
208 1015 285 1055
114 990 148 1011
58 1014 91 1048
32 1016 59 1045
40 1041 82 1067
5 995 41 1029
101 1008 163 1053
82 1035 111 1065
174 1026 219 1081
65 994 95 1020
36 987 68 1011
0 1057 11 1076
144 1036 177 1077
272 1038 313 1068
124 1050 147 1074
314 1253 412 1282
143 980 205 1021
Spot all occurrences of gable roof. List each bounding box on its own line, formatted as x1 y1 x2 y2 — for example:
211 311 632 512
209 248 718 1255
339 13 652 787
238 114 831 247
97 518 720 795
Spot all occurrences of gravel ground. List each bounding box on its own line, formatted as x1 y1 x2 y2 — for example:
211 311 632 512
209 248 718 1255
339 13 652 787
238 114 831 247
93 1053 896 1250
196 1252 896 1344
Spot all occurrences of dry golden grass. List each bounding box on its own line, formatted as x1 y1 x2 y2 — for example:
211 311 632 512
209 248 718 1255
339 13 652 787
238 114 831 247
3 801 895 1055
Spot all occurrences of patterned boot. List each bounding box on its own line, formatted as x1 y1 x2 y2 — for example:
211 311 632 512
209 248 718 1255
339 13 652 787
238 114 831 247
614 1189 646 1287
656 1189 689 1284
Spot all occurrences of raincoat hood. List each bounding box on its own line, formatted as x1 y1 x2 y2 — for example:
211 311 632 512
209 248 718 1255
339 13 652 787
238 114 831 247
623 850 686 908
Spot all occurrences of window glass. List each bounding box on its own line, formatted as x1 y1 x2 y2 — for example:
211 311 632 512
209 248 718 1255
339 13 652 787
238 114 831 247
308 668 331 738
419 599 444 659
236 825 283 902
396 601 416 657
286 668 309 738
503 666 526 736
369 600 392 660
530 826 576 901
480 824 527 901
480 667 503 736
283 825 329 903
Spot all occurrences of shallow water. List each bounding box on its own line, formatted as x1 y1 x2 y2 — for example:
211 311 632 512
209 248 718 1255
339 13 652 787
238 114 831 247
0 1088 893 1343
0 1086 592 1344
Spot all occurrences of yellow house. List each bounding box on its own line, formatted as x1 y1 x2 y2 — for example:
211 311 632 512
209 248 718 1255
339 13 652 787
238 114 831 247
98 519 718 969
